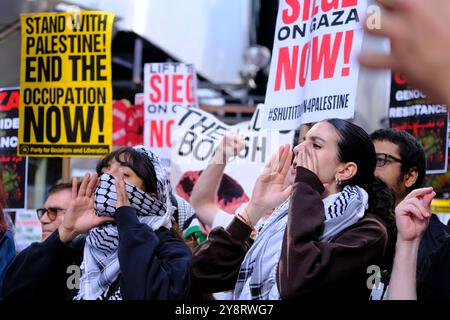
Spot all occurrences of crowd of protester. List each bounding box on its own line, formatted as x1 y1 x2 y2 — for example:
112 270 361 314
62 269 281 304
2 0 450 300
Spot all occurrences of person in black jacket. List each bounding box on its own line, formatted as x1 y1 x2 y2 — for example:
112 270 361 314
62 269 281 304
369 128 426 299
371 128 450 299
3 146 192 300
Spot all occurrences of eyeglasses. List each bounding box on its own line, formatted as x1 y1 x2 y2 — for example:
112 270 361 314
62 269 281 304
375 153 403 167
36 207 66 221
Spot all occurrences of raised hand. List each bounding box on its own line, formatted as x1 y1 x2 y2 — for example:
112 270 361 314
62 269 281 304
388 187 435 300
297 144 318 175
211 132 246 165
360 0 450 105
296 143 331 197
58 173 114 244
245 145 293 226
395 187 435 242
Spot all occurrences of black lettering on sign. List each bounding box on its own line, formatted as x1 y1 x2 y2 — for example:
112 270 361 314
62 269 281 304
63 106 95 142
24 106 44 142
23 105 95 143
178 131 196 156
26 36 35 55
46 106 61 143
97 105 104 143
25 56 62 82
25 17 34 34
68 55 107 81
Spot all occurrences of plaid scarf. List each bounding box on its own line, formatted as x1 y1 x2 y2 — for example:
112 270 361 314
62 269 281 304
233 185 368 300
75 146 174 300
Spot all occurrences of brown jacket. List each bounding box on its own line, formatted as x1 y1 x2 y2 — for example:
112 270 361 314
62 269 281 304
190 167 392 300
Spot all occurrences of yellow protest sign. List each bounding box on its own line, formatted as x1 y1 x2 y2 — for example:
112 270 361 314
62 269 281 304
431 198 450 214
18 11 114 157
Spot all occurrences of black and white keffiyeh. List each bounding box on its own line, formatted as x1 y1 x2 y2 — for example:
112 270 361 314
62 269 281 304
233 185 368 300
173 194 196 230
75 146 174 300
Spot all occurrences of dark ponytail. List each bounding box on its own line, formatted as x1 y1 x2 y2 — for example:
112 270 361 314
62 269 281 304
366 177 396 238
324 119 395 232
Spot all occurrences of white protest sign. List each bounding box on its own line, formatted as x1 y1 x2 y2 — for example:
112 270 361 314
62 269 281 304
170 104 294 214
263 0 367 129
14 209 42 251
144 63 198 168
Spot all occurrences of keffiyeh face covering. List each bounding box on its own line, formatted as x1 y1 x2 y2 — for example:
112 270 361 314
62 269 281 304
75 146 173 300
94 173 167 218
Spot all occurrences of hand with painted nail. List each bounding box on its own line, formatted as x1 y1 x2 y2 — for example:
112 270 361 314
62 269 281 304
395 187 435 242
389 187 435 300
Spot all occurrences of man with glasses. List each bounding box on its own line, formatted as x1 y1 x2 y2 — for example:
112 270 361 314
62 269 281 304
2 181 82 300
368 128 426 300
37 183 73 240
370 128 450 300
371 128 426 206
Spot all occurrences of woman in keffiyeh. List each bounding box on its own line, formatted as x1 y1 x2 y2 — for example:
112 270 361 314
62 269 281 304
72 145 193 300
3 146 192 300
190 119 397 300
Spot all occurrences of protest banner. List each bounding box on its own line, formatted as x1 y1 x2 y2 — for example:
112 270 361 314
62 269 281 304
18 11 114 157
263 0 367 129
144 63 198 168
171 104 294 215
14 209 42 252
389 72 449 174
0 87 28 210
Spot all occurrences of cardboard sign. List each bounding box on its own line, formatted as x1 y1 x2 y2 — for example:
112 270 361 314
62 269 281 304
144 63 198 168
263 0 367 129
0 87 28 210
18 11 114 157
171 104 294 213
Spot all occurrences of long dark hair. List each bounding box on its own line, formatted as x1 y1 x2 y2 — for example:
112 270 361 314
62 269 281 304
325 119 376 189
324 119 395 236
96 147 158 195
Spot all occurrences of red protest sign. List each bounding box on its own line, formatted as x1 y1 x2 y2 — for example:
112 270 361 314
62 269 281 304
144 63 198 168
